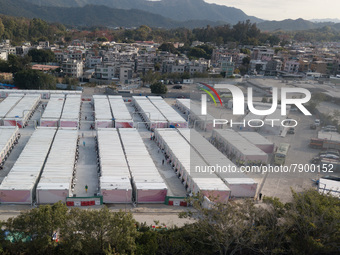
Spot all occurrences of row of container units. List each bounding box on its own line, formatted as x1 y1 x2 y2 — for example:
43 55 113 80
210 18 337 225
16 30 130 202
0 89 82 99
108 96 133 128
36 128 79 204
132 96 168 130
97 129 132 203
93 95 113 128
178 129 257 198
0 126 19 165
40 95 66 127
0 94 24 121
242 106 268 131
211 129 268 165
262 109 289 135
148 96 188 128
93 95 133 128
175 99 217 131
238 132 274 154
3 94 40 128
0 128 57 204
119 129 168 203
59 95 81 128
154 129 231 203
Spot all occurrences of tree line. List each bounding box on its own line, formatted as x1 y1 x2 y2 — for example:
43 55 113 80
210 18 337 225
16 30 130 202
0 54 56 90
0 189 339 254
2 14 340 48
0 15 67 45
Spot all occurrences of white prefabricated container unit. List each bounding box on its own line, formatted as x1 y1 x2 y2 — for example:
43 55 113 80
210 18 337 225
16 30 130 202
242 106 268 131
148 96 187 128
40 96 66 127
175 98 191 115
119 128 168 203
154 129 231 202
0 89 81 99
178 129 257 198
0 126 19 163
36 128 78 204
212 129 268 164
3 94 40 128
0 95 23 124
175 99 217 130
239 131 275 154
97 128 132 203
318 178 340 198
132 96 167 130
261 107 290 135
93 95 113 128
108 96 133 128
60 95 81 128
0 128 57 204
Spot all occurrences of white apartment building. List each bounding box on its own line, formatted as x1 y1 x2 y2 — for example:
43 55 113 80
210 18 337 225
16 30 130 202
86 55 102 68
95 64 116 80
62 60 84 78
0 51 8 61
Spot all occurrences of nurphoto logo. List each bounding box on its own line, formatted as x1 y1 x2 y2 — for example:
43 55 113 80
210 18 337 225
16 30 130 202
199 84 312 128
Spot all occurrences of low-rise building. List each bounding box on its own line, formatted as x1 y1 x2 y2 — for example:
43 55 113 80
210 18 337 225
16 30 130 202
95 63 116 80
86 55 102 69
284 60 300 73
62 60 83 78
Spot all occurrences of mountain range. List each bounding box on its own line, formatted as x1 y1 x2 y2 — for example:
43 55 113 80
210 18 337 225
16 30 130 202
0 0 339 31
24 0 262 24
257 18 340 31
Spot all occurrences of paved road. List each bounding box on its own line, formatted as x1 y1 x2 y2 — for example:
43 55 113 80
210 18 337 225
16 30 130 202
73 100 99 197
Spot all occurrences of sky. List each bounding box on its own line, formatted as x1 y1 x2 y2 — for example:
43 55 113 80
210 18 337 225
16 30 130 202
204 0 340 21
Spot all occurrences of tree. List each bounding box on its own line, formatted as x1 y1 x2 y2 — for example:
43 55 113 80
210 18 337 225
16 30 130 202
28 49 55 63
150 82 167 94
158 43 176 53
60 208 137 254
154 63 161 72
4 202 68 254
181 71 190 80
141 69 161 86
0 18 4 39
284 189 340 254
7 54 32 73
97 37 108 42
14 69 56 90
242 56 251 65
188 47 208 59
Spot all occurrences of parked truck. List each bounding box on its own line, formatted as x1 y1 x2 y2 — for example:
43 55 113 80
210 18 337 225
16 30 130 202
309 138 340 150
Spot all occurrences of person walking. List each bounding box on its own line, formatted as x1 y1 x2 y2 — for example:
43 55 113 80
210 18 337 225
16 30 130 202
83 141 86 147
85 184 88 193
259 192 262 200
162 159 164 165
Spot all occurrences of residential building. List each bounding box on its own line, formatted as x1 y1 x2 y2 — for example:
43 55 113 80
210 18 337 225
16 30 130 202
120 66 133 84
265 59 282 75
0 51 8 61
310 61 327 74
62 60 84 78
86 55 102 69
95 63 116 80
38 41 50 49
284 60 300 73
252 47 274 61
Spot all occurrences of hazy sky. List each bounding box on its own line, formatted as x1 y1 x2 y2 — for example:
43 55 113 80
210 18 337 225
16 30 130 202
204 0 340 21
